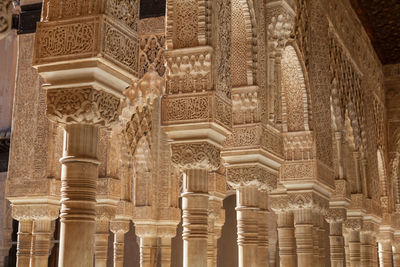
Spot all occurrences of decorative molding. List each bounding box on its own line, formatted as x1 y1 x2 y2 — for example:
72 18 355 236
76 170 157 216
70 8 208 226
171 142 220 170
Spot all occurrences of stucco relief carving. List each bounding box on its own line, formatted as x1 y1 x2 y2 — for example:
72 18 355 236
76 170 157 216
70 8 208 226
105 0 139 31
0 0 12 40
165 47 212 94
46 87 120 126
268 14 293 50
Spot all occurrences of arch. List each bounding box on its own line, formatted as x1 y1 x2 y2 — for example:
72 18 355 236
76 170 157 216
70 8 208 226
231 0 256 87
280 45 310 132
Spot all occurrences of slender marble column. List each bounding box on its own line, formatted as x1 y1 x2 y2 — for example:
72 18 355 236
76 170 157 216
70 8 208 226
268 238 277 267
294 208 314 267
110 220 130 267
95 220 110 267
348 230 361 267
30 219 53 267
58 124 99 267
379 241 393 267
257 191 269 267
236 186 259 267
182 169 209 267
277 211 295 267
327 219 345 267
139 237 158 267
16 220 32 267
343 231 350 267
312 213 320 265
360 231 373 267
394 243 400 267
317 216 325 267
160 237 173 267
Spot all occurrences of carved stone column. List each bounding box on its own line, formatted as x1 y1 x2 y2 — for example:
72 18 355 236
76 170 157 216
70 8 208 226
95 177 119 267
110 219 130 267
258 191 269 267
325 208 346 267
276 211 296 267
10 204 59 267
344 219 362 267
159 227 178 267
16 220 33 267
379 240 394 267
95 220 110 267
30 219 54 267
360 221 377 267
139 236 158 267
317 215 325 267
32 0 139 263
181 168 209 267
207 189 225 267
394 239 400 267
312 212 320 265
294 208 314 267
236 186 259 267
343 229 351 267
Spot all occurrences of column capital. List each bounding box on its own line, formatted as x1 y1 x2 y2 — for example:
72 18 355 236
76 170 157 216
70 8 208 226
325 208 346 224
171 142 221 170
226 165 277 191
11 203 59 221
46 87 121 127
344 218 363 231
110 220 130 234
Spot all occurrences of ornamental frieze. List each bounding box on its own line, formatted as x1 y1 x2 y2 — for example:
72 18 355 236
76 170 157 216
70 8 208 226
34 16 139 76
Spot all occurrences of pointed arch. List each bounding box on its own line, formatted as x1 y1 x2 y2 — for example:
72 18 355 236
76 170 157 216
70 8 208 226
280 45 310 132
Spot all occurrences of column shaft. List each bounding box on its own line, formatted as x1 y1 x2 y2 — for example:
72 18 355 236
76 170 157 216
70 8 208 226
348 230 361 267
58 124 99 267
207 221 218 267
16 220 32 267
277 212 295 267
294 208 314 267
394 252 400 267
236 186 259 267
258 209 269 267
140 237 158 267
113 231 125 267
95 220 110 267
182 169 209 267
160 237 172 267
379 242 393 267
360 232 373 267
30 220 53 267
329 222 345 267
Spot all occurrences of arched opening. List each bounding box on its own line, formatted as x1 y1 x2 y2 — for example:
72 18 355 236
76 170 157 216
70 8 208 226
231 0 254 87
281 45 310 132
